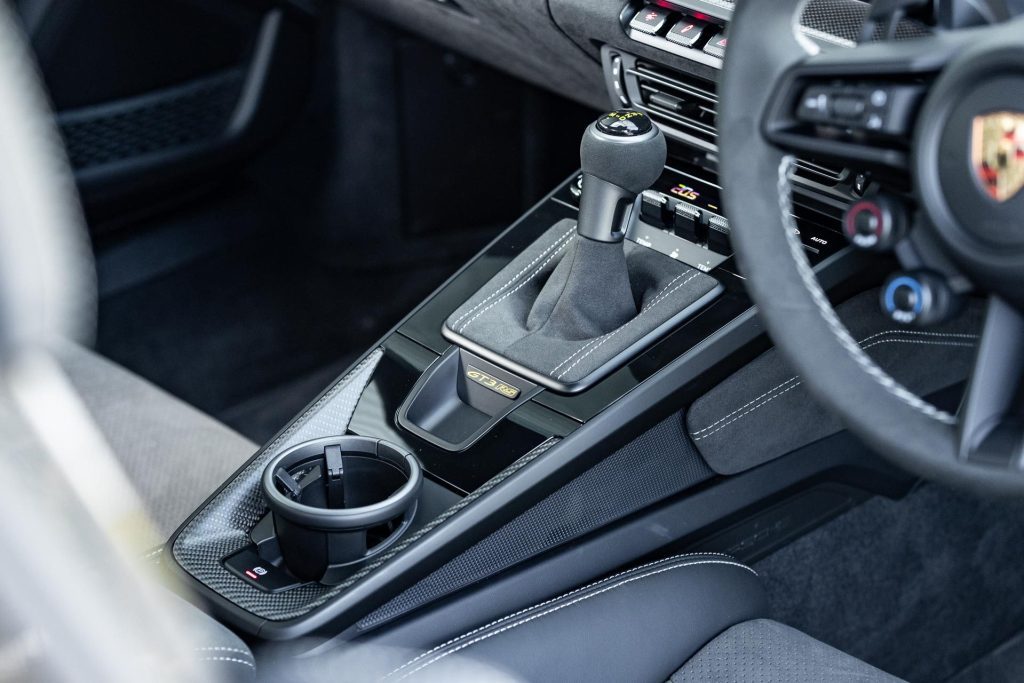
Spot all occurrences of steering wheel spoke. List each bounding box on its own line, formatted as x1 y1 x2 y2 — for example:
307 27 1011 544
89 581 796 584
957 297 1024 467
764 31 975 169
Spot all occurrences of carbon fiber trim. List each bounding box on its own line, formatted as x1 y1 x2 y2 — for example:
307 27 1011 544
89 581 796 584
171 350 385 621
357 412 712 630
171 340 559 623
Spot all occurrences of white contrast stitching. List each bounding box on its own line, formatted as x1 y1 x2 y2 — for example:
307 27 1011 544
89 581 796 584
691 331 979 436
548 334 606 375
450 226 575 328
458 235 574 334
554 270 703 380
194 646 253 657
776 155 957 425
384 551 742 679
693 337 976 441
694 383 803 441
196 656 255 669
390 559 755 681
547 269 690 375
857 329 979 343
141 546 164 560
691 376 802 436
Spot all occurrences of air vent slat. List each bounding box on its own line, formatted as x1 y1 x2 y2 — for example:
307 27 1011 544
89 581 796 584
631 61 719 146
625 58 850 187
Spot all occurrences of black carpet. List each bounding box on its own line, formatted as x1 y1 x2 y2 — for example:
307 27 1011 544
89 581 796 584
949 630 1024 683
753 484 1024 682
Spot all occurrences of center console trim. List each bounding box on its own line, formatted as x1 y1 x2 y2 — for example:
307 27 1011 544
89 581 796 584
441 283 724 395
166 158 868 640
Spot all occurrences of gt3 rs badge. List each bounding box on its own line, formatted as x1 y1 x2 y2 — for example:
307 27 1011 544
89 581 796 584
971 111 1024 203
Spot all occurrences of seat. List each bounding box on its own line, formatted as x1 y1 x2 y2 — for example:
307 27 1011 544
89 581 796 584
57 343 257 549
373 553 903 682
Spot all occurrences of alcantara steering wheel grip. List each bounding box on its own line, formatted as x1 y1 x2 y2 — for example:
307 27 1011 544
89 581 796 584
718 1 1024 495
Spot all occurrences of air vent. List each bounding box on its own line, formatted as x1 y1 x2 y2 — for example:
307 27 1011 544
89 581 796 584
628 61 718 147
793 159 850 187
627 61 850 188
791 190 846 234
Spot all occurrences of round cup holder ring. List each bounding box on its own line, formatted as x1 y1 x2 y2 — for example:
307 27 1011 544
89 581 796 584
261 436 422 583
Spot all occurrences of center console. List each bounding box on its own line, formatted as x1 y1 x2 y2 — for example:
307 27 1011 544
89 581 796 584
165 0 884 644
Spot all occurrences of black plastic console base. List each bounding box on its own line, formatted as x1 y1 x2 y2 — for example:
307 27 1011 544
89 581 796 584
397 347 541 451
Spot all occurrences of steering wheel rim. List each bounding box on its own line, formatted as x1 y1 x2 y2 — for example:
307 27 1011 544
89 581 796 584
719 1 1024 495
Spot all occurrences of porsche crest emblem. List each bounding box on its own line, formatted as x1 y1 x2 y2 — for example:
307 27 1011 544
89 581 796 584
971 111 1024 203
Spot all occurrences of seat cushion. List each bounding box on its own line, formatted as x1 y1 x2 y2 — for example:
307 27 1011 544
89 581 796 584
671 619 905 682
378 553 766 682
58 344 256 546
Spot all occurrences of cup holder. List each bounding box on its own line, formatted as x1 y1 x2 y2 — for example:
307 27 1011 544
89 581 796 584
261 436 422 583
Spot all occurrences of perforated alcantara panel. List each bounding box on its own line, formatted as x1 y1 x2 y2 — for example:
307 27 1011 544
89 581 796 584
357 412 713 630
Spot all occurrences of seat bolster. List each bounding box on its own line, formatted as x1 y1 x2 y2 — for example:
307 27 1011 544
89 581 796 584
56 343 257 546
385 552 766 682
671 619 906 682
167 592 256 682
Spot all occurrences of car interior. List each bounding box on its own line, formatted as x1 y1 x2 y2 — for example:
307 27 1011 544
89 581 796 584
2 0 1024 681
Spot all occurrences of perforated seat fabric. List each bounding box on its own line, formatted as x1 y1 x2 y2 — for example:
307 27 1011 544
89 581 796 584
58 344 257 548
671 619 905 682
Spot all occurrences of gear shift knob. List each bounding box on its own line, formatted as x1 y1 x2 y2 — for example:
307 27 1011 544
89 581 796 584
577 110 667 243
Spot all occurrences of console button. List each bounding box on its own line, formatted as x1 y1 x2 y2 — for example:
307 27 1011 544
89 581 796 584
641 190 669 225
673 202 703 243
224 548 303 593
703 32 728 58
666 17 710 48
629 6 672 35
706 214 731 253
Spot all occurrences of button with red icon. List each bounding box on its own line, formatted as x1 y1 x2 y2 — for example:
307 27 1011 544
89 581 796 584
703 32 728 58
629 6 672 35
667 17 711 48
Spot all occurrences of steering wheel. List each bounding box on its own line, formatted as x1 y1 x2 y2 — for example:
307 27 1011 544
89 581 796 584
719 2 1024 495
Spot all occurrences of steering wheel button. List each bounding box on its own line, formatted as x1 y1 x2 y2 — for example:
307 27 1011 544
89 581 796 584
797 88 832 123
666 17 710 48
832 95 867 120
629 6 672 35
843 196 906 251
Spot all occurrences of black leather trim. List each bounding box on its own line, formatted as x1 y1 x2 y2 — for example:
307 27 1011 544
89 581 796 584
383 552 765 681
166 591 256 682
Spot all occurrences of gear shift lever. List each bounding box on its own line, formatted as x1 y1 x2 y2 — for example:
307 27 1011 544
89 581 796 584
523 110 666 339
443 108 720 392
577 110 667 242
